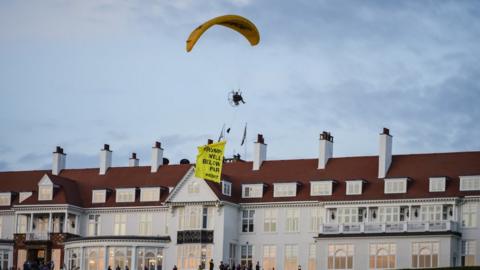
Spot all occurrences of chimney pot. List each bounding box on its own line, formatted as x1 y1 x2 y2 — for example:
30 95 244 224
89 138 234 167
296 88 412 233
257 134 264 144
207 139 214 145
104 144 110 151
129 152 139 167
382 128 390 135
154 141 161 148
132 152 137 159
55 146 63 154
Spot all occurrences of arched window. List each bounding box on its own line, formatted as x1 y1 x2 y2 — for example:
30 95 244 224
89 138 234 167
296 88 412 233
369 243 396 269
412 242 438 268
328 244 353 269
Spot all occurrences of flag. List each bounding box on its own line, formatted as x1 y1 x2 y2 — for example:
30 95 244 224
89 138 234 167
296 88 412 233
240 123 247 146
195 141 226 183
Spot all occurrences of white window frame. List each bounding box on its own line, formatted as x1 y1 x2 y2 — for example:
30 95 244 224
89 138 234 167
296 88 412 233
264 209 277 233
411 242 439 268
462 203 477 228
346 181 363 195
139 213 153 236
187 181 200 194
38 185 53 201
92 190 106 204
285 209 299 233
310 181 333 196
0 192 11 206
273 183 297 197
328 244 354 270
242 209 255 233
369 243 396 269
462 240 476 266
429 177 446 192
0 216 3 238
19 192 32 203
115 188 135 203
140 187 160 202
384 178 407 194
222 181 232 196
263 245 276 270
284 244 298 270
242 184 263 198
460 176 480 191
310 208 324 232
87 214 101 236
113 214 127 235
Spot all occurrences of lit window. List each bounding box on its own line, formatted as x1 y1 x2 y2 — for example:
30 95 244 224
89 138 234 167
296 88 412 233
140 187 160 202
19 192 32 203
311 181 333 196
242 209 255 232
264 209 277 233
263 245 276 270
285 209 299 232
113 214 127 235
284 245 298 270
139 213 153 236
429 177 446 192
92 190 106 204
0 193 11 206
188 182 200 194
115 188 135 203
462 240 476 266
462 203 477 228
460 176 480 191
328 244 354 270
384 178 407 194
308 244 316 270
346 181 363 195
177 244 213 270
87 215 101 236
38 186 53 201
273 183 297 197
222 181 232 196
369 243 396 269
412 242 439 268
242 184 263 198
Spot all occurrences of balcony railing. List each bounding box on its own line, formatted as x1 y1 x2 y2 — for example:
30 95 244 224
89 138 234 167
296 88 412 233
319 220 458 235
25 232 50 241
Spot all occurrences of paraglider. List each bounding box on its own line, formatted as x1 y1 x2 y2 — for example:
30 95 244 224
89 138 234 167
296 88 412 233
228 90 246 107
186 15 260 52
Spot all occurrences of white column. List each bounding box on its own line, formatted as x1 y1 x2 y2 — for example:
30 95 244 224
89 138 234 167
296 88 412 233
48 212 52 233
408 205 412 221
14 213 18 233
79 247 84 270
30 213 34 232
75 215 79 235
104 246 109 270
64 212 68 233
366 208 370 223
132 246 137 270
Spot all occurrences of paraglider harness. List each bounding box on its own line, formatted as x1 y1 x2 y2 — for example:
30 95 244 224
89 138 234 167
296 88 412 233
232 91 245 106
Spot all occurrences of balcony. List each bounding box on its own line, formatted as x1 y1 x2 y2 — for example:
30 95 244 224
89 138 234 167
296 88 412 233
319 220 459 235
25 232 51 241
177 230 214 244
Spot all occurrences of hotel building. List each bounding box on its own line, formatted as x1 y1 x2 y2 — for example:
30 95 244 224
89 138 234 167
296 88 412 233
0 129 479 270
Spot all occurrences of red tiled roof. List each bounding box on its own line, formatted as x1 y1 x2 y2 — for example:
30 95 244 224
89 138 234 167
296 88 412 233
1 151 479 208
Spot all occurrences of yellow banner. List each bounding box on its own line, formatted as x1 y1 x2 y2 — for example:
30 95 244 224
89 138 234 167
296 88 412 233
195 141 226 183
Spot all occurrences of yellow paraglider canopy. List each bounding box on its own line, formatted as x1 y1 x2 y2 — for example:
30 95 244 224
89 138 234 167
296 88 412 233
186 15 260 52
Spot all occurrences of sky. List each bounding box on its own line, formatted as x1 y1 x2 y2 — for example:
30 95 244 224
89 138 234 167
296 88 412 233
1 0 479 171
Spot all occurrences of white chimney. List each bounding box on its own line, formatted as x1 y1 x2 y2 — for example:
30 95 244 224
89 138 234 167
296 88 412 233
318 131 333 169
52 146 66 175
151 141 164 173
378 128 393 178
253 134 267 171
129 152 139 167
99 144 112 175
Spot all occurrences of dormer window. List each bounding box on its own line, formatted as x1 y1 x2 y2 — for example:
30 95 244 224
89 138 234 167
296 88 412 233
19 192 32 203
140 187 160 202
384 178 408 194
273 183 297 197
310 181 334 196
346 180 363 195
116 188 136 203
242 184 263 198
92 190 107 203
222 181 232 196
460 175 480 191
429 177 446 192
0 192 12 206
38 185 53 201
